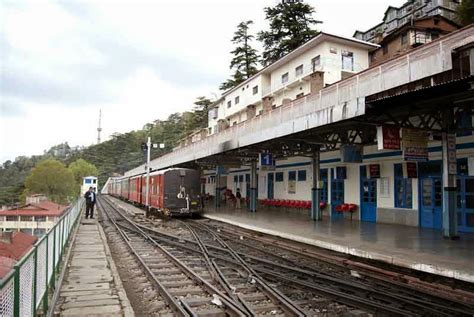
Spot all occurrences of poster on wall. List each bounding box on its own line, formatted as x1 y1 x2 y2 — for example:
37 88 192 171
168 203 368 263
377 126 401 150
402 128 429 161
369 164 381 178
288 180 296 194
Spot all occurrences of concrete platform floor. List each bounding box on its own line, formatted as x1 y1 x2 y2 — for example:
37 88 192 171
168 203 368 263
56 218 134 316
203 205 474 283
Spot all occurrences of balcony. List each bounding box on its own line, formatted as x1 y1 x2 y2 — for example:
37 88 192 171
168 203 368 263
124 26 474 176
262 58 366 97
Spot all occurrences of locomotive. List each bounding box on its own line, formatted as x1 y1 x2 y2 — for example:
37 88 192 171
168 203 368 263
107 168 202 216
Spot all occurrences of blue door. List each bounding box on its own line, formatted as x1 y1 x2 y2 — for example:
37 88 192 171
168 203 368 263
267 173 274 199
360 166 377 222
420 177 443 229
330 169 344 220
457 177 474 233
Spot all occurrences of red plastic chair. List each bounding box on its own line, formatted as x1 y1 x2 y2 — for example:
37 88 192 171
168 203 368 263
319 201 327 209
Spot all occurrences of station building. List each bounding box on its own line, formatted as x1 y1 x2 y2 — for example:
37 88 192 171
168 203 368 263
126 24 474 242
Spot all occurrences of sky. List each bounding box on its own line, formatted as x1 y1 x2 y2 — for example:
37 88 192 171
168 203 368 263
0 0 407 163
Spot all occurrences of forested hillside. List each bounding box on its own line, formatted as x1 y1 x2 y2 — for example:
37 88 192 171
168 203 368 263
0 98 211 206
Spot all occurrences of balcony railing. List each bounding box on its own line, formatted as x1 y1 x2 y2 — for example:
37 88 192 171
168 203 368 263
261 58 366 97
125 26 474 176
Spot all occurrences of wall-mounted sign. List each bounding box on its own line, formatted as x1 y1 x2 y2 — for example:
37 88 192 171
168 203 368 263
335 166 347 180
341 144 363 163
377 126 401 150
259 153 275 171
402 128 429 162
446 133 457 175
369 164 381 178
403 162 418 178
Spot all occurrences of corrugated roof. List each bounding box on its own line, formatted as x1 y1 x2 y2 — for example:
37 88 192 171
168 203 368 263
0 232 37 260
0 201 68 217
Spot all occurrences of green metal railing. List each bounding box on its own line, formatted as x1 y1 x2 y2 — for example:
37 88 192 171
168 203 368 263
0 198 84 316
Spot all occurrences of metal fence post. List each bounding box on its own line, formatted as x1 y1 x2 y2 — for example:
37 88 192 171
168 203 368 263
13 264 20 317
43 234 49 313
51 227 56 289
32 246 38 315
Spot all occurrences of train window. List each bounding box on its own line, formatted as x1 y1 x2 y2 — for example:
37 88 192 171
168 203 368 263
239 175 244 182
234 175 238 183
275 172 284 182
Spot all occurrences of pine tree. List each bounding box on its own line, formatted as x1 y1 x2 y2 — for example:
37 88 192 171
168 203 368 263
258 0 322 66
220 21 259 91
456 0 474 26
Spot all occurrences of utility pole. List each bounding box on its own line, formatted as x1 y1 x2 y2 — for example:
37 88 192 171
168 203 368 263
145 136 151 217
97 109 102 144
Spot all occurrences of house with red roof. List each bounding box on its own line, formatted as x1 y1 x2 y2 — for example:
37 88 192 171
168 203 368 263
0 231 37 278
0 198 68 237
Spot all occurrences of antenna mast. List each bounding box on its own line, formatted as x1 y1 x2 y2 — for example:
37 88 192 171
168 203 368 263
97 109 102 144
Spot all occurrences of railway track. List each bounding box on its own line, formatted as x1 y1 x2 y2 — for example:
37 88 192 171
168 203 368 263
98 197 245 316
102 196 474 316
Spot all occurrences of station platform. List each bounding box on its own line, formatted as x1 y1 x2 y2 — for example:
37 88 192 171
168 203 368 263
54 218 134 316
203 206 474 283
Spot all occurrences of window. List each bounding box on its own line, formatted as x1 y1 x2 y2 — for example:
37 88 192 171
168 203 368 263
341 51 354 71
238 175 244 182
394 164 413 208
234 175 238 183
227 101 231 108
295 64 303 76
20 216 32 222
281 72 289 84
275 172 284 182
288 171 296 181
401 32 408 45
311 55 321 71
297 170 306 181
245 174 250 182
235 96 240 104
85 179 92 184
6 216 17 221
253 85 258 95
93 179 97 184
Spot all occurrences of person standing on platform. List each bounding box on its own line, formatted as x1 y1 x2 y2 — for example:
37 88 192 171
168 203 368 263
84 187 96 219
235 188 242 209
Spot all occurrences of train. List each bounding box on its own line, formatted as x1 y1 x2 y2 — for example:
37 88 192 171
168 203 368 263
106 168 202 216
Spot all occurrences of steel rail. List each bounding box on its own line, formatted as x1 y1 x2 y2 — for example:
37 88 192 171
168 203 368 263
99 197 247 317
142 221 474 316
97 198 190 317
189 222 306 317
104 197 474 316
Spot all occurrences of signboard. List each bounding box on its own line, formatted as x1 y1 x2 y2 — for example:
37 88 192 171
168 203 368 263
335 166 347 180
446 133 457 175
402 128 429 162
377 126 401 150
369 164 381 179
403 162 418 178
217 166 228 175
340 145 363 163
259 153 275 171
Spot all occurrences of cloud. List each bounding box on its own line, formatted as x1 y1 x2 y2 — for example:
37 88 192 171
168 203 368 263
0 0 407 163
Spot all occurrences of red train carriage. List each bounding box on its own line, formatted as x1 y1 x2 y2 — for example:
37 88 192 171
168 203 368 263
148 168 201 216
129 175 142 205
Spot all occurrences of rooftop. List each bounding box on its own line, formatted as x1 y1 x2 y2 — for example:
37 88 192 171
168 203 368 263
0 201 68 217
